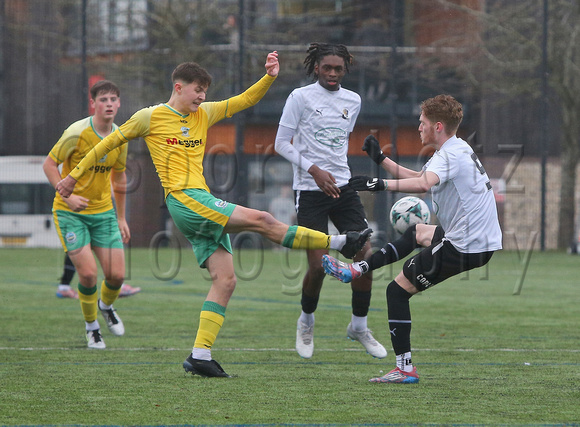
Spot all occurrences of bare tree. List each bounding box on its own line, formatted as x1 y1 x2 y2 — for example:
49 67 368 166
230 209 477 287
427 0 580 249
483 0 580 249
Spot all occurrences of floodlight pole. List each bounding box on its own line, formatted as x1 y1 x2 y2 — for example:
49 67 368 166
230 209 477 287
81 0 88 116
234 0 247 206
389 0 399 167
540 0 548 251
0 4 4 149
380 0 402 241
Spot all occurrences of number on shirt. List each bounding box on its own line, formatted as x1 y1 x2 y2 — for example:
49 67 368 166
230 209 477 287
471 153 492 190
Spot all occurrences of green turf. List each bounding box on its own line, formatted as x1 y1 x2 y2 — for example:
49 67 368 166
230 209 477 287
0 247 579 426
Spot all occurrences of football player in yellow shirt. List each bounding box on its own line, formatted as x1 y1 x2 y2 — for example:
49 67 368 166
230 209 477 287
44 80 130 350
55 52 371 377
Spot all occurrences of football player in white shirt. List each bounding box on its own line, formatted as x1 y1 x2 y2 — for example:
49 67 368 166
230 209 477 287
322 95 502 383
275 43 385 360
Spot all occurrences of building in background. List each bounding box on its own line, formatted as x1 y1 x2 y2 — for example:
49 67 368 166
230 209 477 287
0 0 572 249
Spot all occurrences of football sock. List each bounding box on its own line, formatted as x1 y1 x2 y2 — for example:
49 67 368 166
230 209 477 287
100 280 122 306
328 235 346 250
298 311 315 327
367 225 419 272
396 351 414 372
351 290 371 317
191 348 211 361
78 283 98 323
60 254 76 285
386 280 413 359
193 301 226 356
98 299 111 310
350 314 367 331
85 320 99 331
282 225 332 250
301 290 319 314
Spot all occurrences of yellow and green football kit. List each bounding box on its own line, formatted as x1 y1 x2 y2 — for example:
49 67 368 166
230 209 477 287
49 116 127 252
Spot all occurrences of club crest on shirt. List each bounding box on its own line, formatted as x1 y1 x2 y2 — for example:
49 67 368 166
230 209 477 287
341 108 349 119
181 126 190 137
215 200 228 209
98 154 107 163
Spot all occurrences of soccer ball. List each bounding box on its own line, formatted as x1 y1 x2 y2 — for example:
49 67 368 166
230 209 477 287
390 196 431 234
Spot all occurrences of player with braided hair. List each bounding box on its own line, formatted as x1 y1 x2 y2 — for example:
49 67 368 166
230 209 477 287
275 42 386 360
302 42 353 76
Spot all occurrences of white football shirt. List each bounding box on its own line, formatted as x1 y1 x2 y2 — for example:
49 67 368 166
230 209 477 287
277 81 361 191
425 136 503 253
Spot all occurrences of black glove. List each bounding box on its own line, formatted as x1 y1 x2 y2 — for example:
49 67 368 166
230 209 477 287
349 176 386 192
362 134 387 165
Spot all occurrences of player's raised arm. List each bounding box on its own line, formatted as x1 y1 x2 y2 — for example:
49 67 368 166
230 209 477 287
265 51 279 77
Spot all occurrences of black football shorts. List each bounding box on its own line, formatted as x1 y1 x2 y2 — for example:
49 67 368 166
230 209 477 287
296 185 369 234
402 226 495 291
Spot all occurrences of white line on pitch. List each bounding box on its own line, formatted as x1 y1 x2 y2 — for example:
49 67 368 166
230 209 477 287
1 347 579 352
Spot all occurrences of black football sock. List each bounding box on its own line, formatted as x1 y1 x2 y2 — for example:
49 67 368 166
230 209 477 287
60 254 76 285
351 290 371 317
386 281 413 356
301 290 319 314
363 225 419 273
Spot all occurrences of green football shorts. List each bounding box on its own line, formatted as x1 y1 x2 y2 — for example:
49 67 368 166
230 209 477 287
166 188 236 268
53 209 123 252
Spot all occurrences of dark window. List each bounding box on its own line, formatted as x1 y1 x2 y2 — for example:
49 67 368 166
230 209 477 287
0 184 54 215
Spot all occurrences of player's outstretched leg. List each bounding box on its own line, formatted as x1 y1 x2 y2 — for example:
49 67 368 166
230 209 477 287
322 255 363 283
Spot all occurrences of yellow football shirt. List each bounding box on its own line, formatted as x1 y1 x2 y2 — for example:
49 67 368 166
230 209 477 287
49 116 127 214
70 74 276 198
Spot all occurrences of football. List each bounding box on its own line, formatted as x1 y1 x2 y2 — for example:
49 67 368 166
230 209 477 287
390 196 431 234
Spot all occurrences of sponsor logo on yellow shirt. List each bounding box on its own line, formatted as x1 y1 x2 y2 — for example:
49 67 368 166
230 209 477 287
166 138 203 148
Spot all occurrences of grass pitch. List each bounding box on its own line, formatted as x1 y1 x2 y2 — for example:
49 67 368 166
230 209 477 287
0 247 579 426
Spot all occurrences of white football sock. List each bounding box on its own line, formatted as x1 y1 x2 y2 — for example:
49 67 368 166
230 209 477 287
85 320 100 331
329 235 347 250
191 348 211 361
350 314 367 331
396 351 414 372
298 311 314 327
98 300 111 310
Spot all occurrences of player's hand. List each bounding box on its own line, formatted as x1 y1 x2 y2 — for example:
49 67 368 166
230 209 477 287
265 51 279 77
118 219 131 244
362 135 387 165
63 194 89 212
309 164 340 198
349 176 386 192
56 175 77 199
